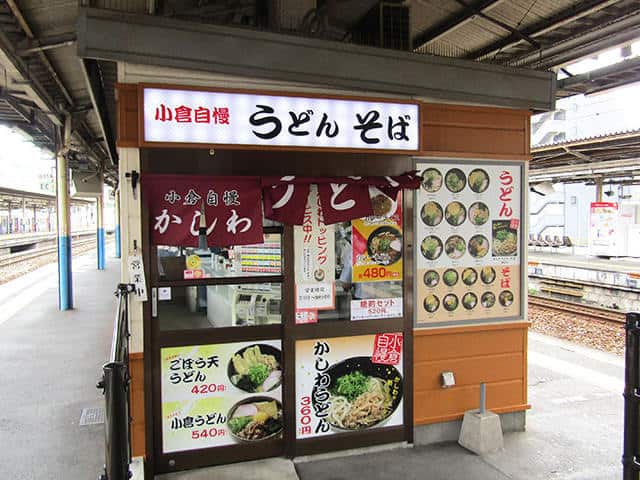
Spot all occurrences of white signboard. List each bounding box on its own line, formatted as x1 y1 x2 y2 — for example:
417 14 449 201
143 87 419 151
294 186 335 313
350 297 403 320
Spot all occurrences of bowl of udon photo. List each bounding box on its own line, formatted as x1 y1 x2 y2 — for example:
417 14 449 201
445 168 466 193
445 201 466 226
420 235 443 261
462 292 478 310
481 291 496 308
443 293 459 312
468 235 489 259
369 187 397 218
462 267 478 286
227 397 283 443
468 202 489 226
468 169 490 193
443 268 459 287
499 290 514 307
366 226 402 266
312 356 403 432
445 235 466 259
420 201 443 227
228 344 282 393
480 267 496 285
423 294 440 313
421 168 443 193
423 270 440 288
492 220 518 257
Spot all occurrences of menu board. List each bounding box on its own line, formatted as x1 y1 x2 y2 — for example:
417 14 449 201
294 185 336 319
295 333 403 439
236 241 281 274
161 340 282 453
415 161 522 325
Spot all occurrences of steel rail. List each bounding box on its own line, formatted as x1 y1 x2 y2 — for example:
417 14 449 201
529 294 626 323
0 238 98 267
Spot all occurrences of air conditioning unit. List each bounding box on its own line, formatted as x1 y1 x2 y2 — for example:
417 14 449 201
352 2 410 51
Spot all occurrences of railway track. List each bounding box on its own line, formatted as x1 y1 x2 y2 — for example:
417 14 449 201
528 294 626 323
0 238 97 267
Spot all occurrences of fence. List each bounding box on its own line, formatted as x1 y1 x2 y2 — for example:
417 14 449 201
98 284 133 480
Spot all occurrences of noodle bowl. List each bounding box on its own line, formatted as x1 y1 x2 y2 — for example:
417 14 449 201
328 377 390 429
312 357 403 431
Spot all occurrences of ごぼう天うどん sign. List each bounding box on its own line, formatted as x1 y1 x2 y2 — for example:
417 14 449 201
142 87 420 151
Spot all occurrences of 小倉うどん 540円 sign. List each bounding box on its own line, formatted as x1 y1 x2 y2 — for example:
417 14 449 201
142 87 419 151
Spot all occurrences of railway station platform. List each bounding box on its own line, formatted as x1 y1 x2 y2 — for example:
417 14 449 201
529 249 640 275
0 229 96 254
0 251 624 480
0 251 119 480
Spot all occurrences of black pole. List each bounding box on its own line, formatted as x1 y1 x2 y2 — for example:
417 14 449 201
623 312 640 480
102 362 131 480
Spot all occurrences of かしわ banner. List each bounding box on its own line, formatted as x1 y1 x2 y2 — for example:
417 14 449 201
144 174 263 247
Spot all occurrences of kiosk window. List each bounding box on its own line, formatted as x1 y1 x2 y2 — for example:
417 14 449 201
157 284 282 331
157 233 282 281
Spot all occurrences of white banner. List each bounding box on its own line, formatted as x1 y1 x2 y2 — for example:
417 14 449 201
143 87 419 151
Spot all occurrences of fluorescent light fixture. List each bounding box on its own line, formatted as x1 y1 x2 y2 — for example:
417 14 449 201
593 165 640 174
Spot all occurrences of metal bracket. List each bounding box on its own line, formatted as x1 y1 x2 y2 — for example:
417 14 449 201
125 170 139 200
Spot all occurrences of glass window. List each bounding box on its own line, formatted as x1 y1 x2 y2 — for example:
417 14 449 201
317 221 403 322
157 284 282 331
157 233 282 281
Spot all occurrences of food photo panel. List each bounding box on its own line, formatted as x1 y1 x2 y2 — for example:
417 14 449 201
415 160 523 325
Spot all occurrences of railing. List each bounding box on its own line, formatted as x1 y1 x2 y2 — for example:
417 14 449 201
98 284 134 480
623 312 640 480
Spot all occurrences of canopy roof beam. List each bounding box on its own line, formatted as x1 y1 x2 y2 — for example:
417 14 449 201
412 0 504 49
465 0 621 61
78 7 555 111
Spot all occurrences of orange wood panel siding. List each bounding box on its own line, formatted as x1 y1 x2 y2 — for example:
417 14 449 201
419 103 531 159
129 352 145 457
116 83 139 148
414 323 530 425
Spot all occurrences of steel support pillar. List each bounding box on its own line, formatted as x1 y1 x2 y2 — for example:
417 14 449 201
97 172 106 270
114 189 121 259
56 118 73 310
596 178 604 202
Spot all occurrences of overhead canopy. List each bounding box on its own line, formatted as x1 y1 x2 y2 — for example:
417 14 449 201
1 0 639 184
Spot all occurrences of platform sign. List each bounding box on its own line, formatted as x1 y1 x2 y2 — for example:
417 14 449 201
415 160 523 325
589 202 620 256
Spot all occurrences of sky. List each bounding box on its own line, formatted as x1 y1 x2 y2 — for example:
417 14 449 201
0 125 55 193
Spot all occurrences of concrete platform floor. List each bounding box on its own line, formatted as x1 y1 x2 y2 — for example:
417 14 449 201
0 252 625 480
0 252 119 480
295 332 624 480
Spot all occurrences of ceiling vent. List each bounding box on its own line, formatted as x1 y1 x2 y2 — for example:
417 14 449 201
352 2 410 51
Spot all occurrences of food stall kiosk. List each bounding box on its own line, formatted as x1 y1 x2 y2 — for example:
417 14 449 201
116 77 530 476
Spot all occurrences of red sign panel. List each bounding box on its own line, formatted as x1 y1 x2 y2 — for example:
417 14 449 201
372 333 403 365
144 174 263 247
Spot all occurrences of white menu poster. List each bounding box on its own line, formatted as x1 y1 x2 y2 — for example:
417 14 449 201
415 161 523 325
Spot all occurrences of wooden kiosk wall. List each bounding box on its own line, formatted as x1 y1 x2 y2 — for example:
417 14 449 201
116 88 531 458
414 103 531 425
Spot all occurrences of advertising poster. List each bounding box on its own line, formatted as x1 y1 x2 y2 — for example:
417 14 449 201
295 333 404 439
589 202 619 255
161 340 282 453
352 191 403 283
294 185 336 319
415 162 522 324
